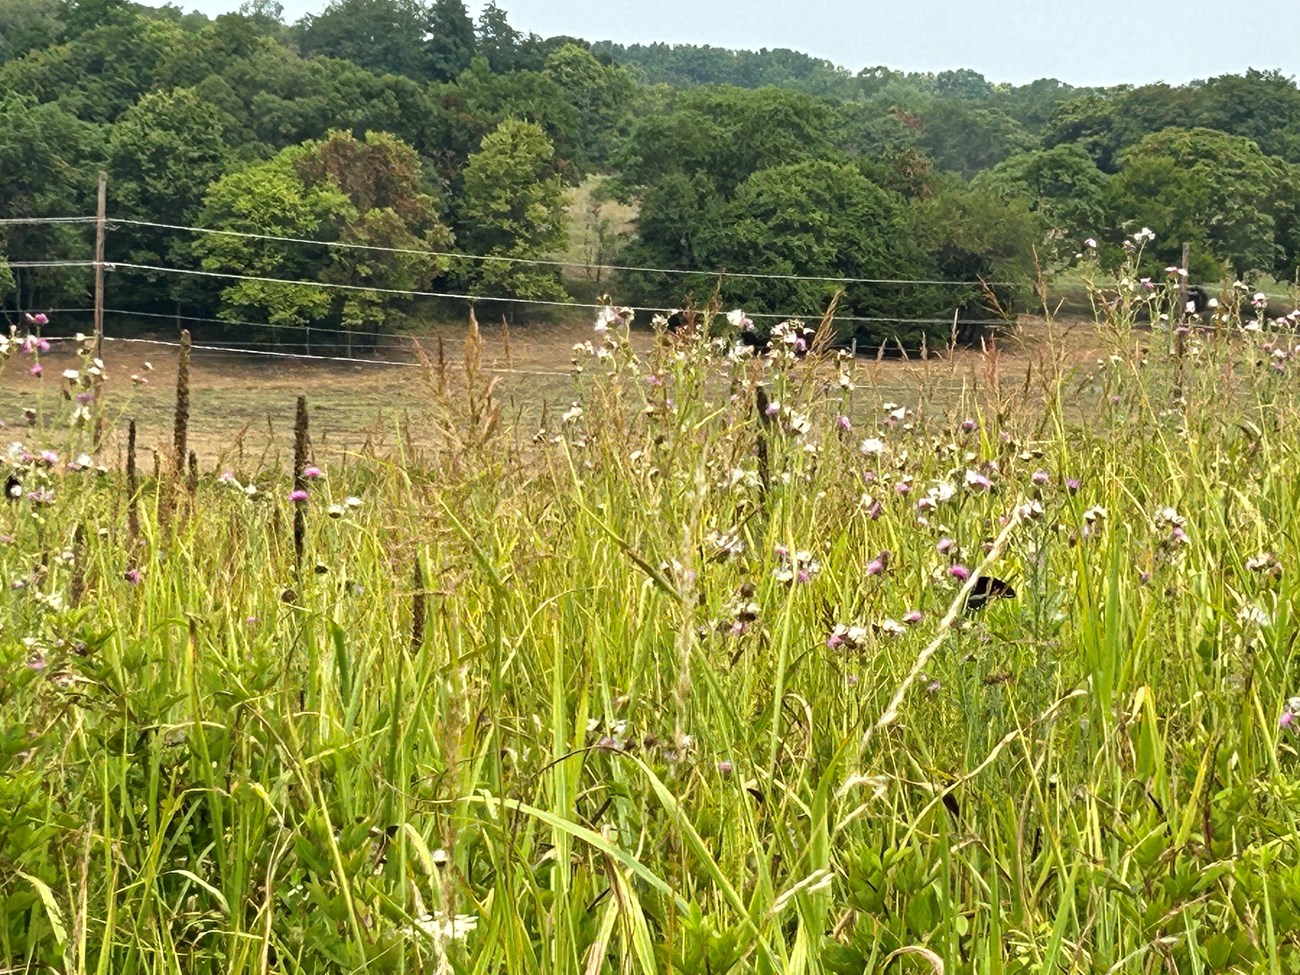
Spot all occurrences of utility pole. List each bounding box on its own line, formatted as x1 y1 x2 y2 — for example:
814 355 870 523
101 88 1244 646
93 171 106 362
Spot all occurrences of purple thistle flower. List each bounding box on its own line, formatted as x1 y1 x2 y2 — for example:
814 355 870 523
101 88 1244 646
302 465 323 479
902 610 924 625
1031 469 1050 486
949 564 970 582
29 363 42 378
124 568 142 585
289 488 309 503
866 558 884 577
837 415 852 432
1066 478 1081 493
937 537 955 555
961 418 977 432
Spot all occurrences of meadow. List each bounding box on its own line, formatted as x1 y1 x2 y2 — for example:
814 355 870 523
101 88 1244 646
4 267 1300 974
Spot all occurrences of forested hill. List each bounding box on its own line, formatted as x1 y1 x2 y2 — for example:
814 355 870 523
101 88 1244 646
5 0 1300 349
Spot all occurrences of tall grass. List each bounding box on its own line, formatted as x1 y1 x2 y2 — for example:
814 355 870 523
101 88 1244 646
3 272 1300 974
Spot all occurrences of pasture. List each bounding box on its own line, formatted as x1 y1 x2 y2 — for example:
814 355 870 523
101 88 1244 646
3 291 1300 974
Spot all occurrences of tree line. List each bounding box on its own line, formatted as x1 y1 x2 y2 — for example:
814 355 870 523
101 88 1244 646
4 0 1300 348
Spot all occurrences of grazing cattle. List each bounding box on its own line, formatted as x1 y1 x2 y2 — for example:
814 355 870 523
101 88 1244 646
737 322 819 358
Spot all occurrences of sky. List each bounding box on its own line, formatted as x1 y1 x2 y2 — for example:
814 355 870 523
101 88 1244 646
152 0 1300 88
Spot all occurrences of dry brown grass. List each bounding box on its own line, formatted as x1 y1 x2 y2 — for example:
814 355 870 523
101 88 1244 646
0 315 1106 468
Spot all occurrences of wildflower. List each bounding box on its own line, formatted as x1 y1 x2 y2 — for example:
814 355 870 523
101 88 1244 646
865 556 885 577
860 494 882 520
561 403 583 424
1133 227 1155 244
1031 469 1050 486
902 609 924 625
1283 696 1300 732
963 469 993 491
726 308 752 331
949 564 970 582
961 418 977 432
38 450 58 466
29 363 42 378
1083 238 1097 249
937 537 955 555
61 368 80 381
344 496 362 509
1066 478 1081 493
895 479 912 495
26 312 49 326
876 618 906 637
1238 604 1271 627
717 760 734 776
1246 552 1281 575
289 488 308 503
860 437 885 456
1155 507 1186 531
764 400 781 418
837 415 852 432
219 470 237 485
826 623 869 650
1083 504 1107 522
774 548 820 585
405 911 478 942
1017 499 1045 520
124 568 142 585
327 503 344 518
302 465 323 479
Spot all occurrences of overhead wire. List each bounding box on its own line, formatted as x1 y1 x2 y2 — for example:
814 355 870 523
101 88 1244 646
109 216 1014 288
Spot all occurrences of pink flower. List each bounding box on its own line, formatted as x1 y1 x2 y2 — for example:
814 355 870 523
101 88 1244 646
289 488 309 503
937 537 955 555
866 558 885 577
1031 469 1050 486
29 363 42 378
124 568 142 584
961 418 977 432
837 415 851 432
302 465 323 479
949 564 970 582
902 610 924 625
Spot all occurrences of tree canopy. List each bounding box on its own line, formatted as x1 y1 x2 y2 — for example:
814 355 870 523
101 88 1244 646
5 0 1300 348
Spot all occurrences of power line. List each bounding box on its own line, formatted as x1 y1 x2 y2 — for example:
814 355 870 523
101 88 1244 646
0 216 98 227
99 261 1006 327
4 260 96 269
99 335 571 376
111 216 1011 288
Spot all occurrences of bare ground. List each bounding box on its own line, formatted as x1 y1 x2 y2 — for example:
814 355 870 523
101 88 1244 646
0 315 1110 469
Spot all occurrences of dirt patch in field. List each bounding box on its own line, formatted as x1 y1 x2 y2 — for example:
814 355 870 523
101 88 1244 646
0 315 1109 469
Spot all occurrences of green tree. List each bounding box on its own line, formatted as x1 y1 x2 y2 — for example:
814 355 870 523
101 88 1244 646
425 0 475 81
107 87 231 306
295 0 427 79
542 43 633 168
697 159 925 336
0 0 65 65
917 101 1036 179
974 145 1109 263
1107 127 1286 277
906 177 1038 339
196 131 451 337
456 118 569 301
475 1 521 73
0 93 101 313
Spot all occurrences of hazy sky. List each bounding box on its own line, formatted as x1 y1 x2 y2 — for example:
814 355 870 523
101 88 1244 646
153 0 1299 87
